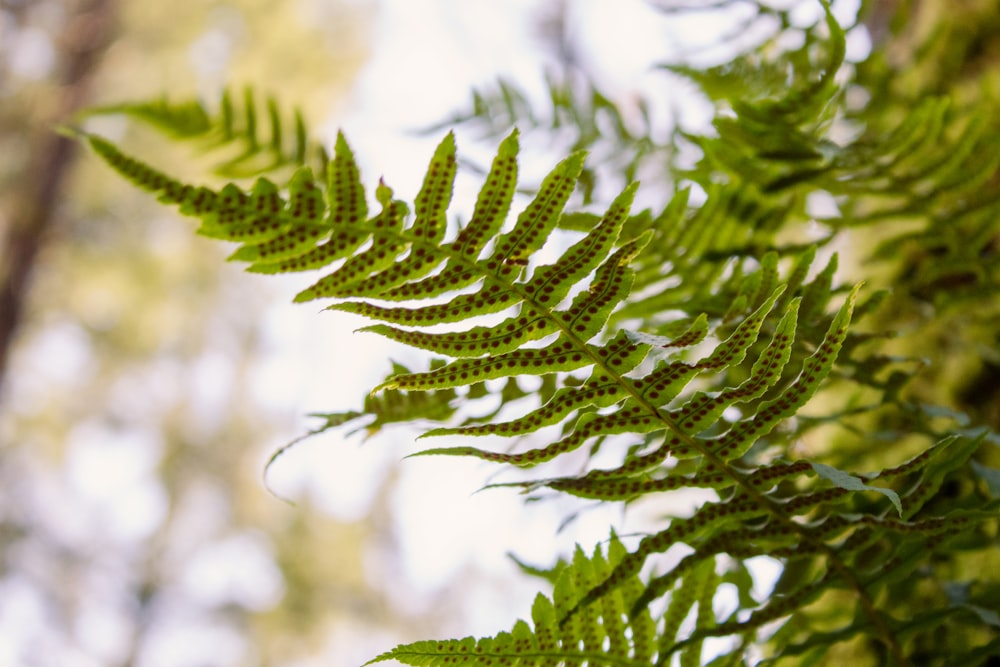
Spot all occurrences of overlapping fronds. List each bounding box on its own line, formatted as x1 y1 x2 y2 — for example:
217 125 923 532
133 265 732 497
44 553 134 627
370 438 999 667
82 114 998 663
78 0 1000 664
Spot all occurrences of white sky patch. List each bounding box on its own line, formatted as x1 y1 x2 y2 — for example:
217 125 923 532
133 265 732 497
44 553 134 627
73 603 135 667
0 577 48 666
64 422 168 543
180 531 285 611
264 427 398 522
7 318 96 414
135 619 248 667
570 0 674 92
5 25 56 80
745 555 785 601
185 349 237 435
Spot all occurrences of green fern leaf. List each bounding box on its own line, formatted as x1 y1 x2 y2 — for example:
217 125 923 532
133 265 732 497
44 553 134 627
365 534 661 667
83 88 328 177
697 283 859 462
335 133 457 293
810 462 903 516
82 97 211 137
380 130 520 302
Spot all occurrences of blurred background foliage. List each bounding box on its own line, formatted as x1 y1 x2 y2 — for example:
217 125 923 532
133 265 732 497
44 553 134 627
3 0 1000 666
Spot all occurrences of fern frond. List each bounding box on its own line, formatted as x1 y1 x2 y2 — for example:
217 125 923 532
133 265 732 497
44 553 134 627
365 534 680 667
82 87 328 177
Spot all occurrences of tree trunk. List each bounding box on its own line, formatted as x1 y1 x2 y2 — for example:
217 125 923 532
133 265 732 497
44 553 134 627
0 0 118 400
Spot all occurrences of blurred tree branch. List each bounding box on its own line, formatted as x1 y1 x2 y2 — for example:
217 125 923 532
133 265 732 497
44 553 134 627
0 0 117 399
